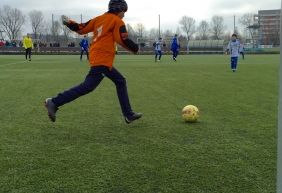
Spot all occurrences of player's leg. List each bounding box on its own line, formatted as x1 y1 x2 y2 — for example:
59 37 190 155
231 57 235 71
28 48 31 61
175 50 179 58
25 49 28 60
86 49 89 60
105 67 142 123
173 50 178 61
241 52 245 60
45 66 106 122
231 57 237 72
80 50 84 61
234 57 238 71
158 51 162 61
155 50 158 62
52 66 106 106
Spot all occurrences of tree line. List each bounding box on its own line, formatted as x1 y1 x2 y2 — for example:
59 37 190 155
0 5 267 47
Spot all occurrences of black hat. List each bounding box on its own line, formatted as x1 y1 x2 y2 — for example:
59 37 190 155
108 0 128 13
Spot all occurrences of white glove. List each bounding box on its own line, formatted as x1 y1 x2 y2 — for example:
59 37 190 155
61 15 70 25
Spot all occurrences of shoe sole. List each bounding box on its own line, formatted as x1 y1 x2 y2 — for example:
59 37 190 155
44 100 56 122
125 115 142 124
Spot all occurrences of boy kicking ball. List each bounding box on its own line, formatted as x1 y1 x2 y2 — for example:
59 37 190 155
45 0 142 124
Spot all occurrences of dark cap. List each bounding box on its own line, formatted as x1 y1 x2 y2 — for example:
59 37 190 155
108 0 128 13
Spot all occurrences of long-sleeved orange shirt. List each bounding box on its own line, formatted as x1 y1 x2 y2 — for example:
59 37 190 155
66 12 138 68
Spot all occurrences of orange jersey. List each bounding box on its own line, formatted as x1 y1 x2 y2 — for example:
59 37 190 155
66 13 138 68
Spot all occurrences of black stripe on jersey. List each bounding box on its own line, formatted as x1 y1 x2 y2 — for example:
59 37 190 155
119 25 139 53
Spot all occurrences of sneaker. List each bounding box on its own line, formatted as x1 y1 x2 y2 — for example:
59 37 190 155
125 112 142 124
44 98 58 122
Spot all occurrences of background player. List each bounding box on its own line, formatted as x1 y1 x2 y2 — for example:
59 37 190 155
171 34 180 61
23 33 33 61
154 37 162 62
80 35 89 61
226 34 240 72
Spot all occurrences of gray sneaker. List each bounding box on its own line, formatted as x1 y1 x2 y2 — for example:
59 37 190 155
44 98 58 122
125 112 142 124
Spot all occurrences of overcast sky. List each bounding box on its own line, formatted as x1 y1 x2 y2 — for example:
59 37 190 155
0 0 280 33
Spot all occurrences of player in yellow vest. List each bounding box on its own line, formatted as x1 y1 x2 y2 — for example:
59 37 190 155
23 34 33 61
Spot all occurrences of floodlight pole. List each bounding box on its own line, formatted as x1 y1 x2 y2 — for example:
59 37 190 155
52 14 54 41
277 4 282 193
234 15 236 33
158 14 161 38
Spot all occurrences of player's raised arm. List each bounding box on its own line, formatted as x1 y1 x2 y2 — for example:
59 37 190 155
61 15 95 35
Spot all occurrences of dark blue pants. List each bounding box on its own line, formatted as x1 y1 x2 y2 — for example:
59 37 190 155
231 57 238 70
80 49 89 60
172 49 179 59
240 52 245 59
155 50 162 61
52 66 134 117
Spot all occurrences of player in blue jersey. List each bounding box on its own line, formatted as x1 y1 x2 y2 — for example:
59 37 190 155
239 42 245 60
226 34 240 72
154 37 162 62
171 34 180 61
80 35 89 61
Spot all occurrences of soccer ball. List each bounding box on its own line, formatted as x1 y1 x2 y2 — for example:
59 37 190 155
182 105 199 122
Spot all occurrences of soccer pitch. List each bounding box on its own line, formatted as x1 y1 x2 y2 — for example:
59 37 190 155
0 54 279 193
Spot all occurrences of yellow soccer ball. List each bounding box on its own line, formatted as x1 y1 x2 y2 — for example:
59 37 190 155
182 105 199 122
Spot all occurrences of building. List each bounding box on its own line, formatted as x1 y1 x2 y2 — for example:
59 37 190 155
258 9 280 46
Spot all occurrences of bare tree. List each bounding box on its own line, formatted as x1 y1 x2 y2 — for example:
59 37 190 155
41 20 52 42
239 13 258 47
179 16 196 39
148 28 158 40
62 25 72 43
0 28 4 39
163 29 173 39
126 24 137 41
135 23 145 38
0 5 25 40
175 26 182 36
210 15 225 40
52 20 62 42
197 20 209 40
29 10 44 40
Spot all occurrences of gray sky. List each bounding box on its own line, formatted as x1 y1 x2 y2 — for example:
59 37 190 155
0 0 280 33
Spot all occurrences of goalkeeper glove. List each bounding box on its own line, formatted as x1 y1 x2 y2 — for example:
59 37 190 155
61 15 70 25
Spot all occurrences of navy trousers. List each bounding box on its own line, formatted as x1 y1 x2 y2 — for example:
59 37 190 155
80 49 89 60
52 66 134 117
172 49 179 59
155 50 162 61
231 57 238 70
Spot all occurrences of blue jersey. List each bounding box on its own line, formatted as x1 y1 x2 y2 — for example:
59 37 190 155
171 37 180 51
80 39 89 50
